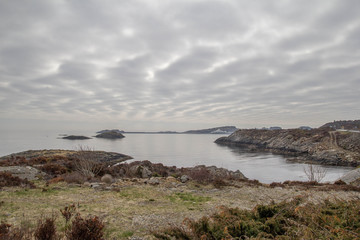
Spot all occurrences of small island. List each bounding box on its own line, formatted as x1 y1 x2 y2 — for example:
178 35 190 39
95 130 125 139
62 135 91 140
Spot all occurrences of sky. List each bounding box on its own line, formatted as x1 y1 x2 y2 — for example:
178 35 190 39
0 0 359 132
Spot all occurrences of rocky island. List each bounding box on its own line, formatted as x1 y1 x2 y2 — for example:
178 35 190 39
95 130 125 139
215 121 360 167
62 135 91 140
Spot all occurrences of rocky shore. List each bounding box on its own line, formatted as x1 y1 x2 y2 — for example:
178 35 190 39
0 149 132 164
215 128 360 166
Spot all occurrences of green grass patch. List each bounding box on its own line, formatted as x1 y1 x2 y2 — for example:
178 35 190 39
168 192 211 204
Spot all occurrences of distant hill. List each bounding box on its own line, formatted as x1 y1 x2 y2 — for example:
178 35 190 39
184 126 238 134
320 120 360 130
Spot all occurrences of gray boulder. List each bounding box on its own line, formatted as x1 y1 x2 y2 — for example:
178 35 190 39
180 175 190 183
129 165 152 178
147 177 160 185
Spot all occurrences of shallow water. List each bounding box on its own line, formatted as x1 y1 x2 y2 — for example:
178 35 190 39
0 130 353 183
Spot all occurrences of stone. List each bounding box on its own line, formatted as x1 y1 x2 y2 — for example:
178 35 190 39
83 182 91 187
180 175 190 183
147 177 160 185
129 165 152 178
90 183 104 189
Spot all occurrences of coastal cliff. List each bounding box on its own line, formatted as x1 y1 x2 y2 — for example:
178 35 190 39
215 128 360 166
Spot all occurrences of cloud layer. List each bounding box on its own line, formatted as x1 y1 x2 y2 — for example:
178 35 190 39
0 0 359 131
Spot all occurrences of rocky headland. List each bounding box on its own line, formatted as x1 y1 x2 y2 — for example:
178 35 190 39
215 128 360 166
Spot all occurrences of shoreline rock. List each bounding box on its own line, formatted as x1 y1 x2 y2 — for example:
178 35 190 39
0 149 132 164
215 129 360 167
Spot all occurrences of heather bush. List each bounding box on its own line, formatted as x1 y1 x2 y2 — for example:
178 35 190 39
34 217 57 240
40 163 68 176
66 215 104 240
0 221 32 240
62 172 87 184
0 172 35 189
154 197 360 239
186 167 212 184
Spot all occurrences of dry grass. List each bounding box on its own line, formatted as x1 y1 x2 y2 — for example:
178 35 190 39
1 179 360 239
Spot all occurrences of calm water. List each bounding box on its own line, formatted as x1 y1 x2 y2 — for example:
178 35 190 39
0 130 353 183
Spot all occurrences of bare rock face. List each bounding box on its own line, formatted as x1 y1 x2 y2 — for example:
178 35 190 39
0 166 45 181
215 129 360 166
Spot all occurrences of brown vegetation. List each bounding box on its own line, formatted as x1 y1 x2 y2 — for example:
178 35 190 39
0 172 35 189
1 204 104 240
154 196 360 239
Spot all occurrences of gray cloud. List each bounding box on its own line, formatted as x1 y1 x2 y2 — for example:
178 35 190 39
0 0 359 131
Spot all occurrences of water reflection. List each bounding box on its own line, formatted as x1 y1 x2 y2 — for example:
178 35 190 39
216 144 353 183
0 131 354 184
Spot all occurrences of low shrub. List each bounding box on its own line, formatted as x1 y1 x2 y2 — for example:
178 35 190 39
40 163 68 176
0 172 35 189
187 167 212 184
101 174 113 184
154 197 360 239
66 215 104 240
48 176 64 184
34 217 57 240
0 221 32 240
62 172 87 184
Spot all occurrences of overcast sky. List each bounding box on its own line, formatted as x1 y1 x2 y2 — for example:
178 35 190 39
0 0 359 131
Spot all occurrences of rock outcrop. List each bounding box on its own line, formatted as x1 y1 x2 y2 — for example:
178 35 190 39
215 128 360 166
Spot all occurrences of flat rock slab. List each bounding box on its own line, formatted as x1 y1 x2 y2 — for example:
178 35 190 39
0 166 45 180
338 168 360 185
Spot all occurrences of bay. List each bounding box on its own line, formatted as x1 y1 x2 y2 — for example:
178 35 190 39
0 130 353 183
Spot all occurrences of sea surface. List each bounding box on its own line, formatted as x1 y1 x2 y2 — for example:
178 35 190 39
0 130 354 183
